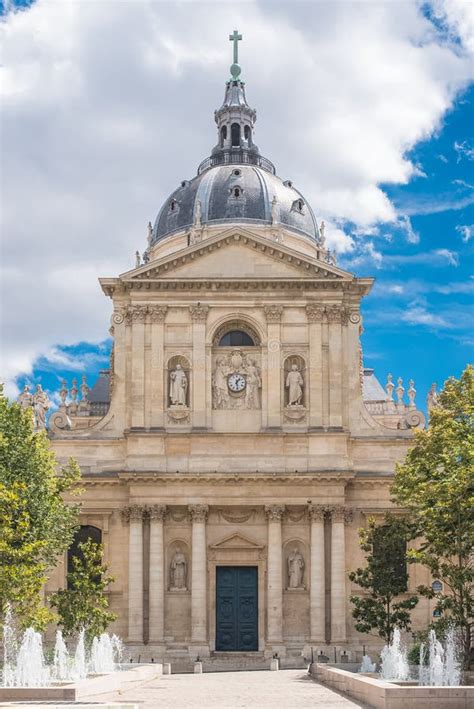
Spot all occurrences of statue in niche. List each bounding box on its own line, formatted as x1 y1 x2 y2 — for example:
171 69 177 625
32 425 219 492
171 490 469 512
286 363 304 406
33 384 50 431
212 357 229 409
287 547 305 589
169 364 188 406
170 547 187 590
245 358 261 409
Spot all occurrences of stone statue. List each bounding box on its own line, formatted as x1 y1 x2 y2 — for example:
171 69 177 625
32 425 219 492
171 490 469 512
287 548 305 588
33 384 50 431
169 364 188 406
194 199 202 227
147 221 153 246
135 250 141 268
319 219 326 245
286 364 304 406
245 358 261 409
212 357 229 409
427 383 439 411
18 385 33 411
170 547 187 590
271 195 278 225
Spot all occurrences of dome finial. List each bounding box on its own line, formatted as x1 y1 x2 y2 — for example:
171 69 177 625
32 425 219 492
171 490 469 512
229 29 243 81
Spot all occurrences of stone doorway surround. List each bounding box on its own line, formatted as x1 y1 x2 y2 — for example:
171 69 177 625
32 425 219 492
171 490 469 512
207 532 266 653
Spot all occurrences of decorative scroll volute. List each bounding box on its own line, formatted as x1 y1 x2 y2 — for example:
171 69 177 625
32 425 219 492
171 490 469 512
264 305 283 323
327 505 353 524
308 504 326 521
121 504 145 523
148 504 167 520
189 304 209 322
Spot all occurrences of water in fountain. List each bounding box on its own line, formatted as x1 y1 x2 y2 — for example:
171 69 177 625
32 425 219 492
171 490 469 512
71 628 87 680
418 628 461 686
380 628 409 681
52 630 70 681
1 605 17 687
11 628 50 687
89 633 116 674
359 655 376 673
111 634 124 667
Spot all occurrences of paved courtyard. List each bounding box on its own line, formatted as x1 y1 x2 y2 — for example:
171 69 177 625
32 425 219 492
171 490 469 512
89 668 366 708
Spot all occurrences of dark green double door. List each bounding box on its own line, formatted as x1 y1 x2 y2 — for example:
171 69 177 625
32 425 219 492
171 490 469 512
216 566 258 651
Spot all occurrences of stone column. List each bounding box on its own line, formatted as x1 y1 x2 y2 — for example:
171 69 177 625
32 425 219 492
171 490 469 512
327 306 343 429
122 505 145 643
130 306 147 429
265 504 285 645
148 504 166 644
306 305 324 428
189 504 209 645
329 505 352 642
309 504 326 643
264 306 283 429
189 305 209 429
149 306 168 428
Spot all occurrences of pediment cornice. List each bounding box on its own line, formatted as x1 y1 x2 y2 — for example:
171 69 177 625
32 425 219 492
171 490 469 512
100 228 374 298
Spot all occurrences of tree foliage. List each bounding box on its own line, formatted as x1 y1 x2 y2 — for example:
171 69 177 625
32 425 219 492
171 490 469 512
391 365 474 667
349 515 418 643
50 539 117 642
0 386 81 628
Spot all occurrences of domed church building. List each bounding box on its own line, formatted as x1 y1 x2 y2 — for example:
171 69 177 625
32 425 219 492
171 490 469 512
45 33 430 667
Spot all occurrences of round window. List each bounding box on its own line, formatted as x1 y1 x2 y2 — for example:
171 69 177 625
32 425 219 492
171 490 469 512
233 169 241 176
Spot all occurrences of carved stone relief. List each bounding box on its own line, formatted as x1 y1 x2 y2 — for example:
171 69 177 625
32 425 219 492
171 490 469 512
212 350 261 410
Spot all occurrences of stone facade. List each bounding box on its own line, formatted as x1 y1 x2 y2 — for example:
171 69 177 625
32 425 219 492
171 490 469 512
42 54 435 664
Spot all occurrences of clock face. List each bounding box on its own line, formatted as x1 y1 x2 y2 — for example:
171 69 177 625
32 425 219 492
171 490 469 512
228 373 246 393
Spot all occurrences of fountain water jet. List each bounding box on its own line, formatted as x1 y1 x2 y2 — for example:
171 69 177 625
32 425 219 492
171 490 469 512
52 630 70 681
418 628 461 686
380 628 409 681
359 655 376 673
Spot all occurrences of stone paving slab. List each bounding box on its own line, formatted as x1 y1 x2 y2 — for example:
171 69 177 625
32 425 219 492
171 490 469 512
88 669 367 708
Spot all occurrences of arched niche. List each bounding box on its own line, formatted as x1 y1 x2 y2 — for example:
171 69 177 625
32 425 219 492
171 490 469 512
283 354 306 408
231 122 240 147
167 540 190 592
283 539 308 590
67 524 102 585
166 355 191 408
212 320 261 347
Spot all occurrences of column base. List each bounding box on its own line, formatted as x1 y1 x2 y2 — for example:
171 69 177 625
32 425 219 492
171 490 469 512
264 644 286 659
188 644 210 659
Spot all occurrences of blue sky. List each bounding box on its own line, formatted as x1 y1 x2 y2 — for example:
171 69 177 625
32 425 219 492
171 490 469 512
1 0 473 414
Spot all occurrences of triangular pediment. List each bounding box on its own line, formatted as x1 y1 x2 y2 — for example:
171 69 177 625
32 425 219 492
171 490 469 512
209 532 264 551
120 228 354 283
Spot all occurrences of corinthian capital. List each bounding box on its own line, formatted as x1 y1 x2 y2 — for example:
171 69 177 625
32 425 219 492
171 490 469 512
264 305 283 323
264 504 286 521
189 304 209 322
149 306 168 323
188 504 209 521
148 504 167 520
327 505 352 524
305 304 324 323
121 504 145 523
308 504 326 521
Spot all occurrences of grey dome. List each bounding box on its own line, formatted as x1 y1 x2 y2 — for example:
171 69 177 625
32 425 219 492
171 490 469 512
152 164 319 244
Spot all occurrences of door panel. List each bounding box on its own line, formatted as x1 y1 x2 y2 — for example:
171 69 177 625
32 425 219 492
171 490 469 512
216 566 258 651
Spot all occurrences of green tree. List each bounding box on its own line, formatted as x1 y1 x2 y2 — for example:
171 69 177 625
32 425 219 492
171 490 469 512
392 365 474 668
0 386 81 628
50 539 117 642
349 515 419 643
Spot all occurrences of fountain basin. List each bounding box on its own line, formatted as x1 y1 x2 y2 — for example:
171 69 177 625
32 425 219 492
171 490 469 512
310 663 474 709
0 664 161 702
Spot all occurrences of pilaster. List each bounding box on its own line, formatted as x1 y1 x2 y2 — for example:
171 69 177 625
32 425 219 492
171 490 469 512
190 305 209 429
264 305 283 429
264 504 285 646
122 505 146 643
309 504 326 643
149 306 168 428
306 305 324 428
189 504 209 648
148 504 166 644
328 505 352 642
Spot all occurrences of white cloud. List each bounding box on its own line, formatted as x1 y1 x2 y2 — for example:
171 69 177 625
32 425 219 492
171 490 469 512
456 224 474 242
431 0 474 53
401 305 448 327
1 0 472 388
398 215 420 244
454 140 474 161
